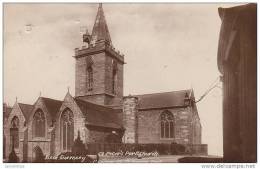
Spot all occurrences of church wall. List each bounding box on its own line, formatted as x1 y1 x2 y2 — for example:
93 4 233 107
137 107 194 144
193 118 202 144
5 103 26 162
75 55 87 97
84 127 114 144
22 129 28 162
54 94 86 156
104 55 123 100
122 96 138 143
27 98 53 162
75 52 107 105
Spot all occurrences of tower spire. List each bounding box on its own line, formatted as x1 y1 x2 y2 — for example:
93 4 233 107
90 3 112 45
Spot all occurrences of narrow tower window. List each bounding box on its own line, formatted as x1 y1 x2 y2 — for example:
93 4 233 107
86 56 94 91
87 67 93 90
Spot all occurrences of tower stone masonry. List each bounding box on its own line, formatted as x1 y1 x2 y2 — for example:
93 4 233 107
122 96 139 143
74 4 124 106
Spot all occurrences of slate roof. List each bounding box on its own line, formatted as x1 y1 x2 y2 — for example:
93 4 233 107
76 95 123 109
41 97 63 119
18 103 34 121
133 89 193 110
75 98 123 129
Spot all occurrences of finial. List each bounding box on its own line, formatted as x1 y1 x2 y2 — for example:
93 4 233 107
15 97 17 102
99 3 102 8
39 91 41 97
67 86 70 93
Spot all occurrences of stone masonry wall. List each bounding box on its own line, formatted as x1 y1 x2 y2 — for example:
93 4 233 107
137 107 193 144
54 93 86 156
27 98 53 162
122 96 138 143
4 103 26 162
75 52 106 103
104 55 123 99
75 50 123 106
85 128 112 144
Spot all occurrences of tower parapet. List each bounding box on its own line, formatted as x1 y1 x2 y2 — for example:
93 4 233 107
73 40 124 64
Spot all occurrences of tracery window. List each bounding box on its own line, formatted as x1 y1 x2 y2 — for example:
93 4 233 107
10 116 19 148
160 110 174 138
60 109 74 151
33 110 45 138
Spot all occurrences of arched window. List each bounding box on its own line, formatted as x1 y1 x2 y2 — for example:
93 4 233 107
33 110 45 138
60 109 74 151
160 111 174 139
87 67 93 90
10 116 19 148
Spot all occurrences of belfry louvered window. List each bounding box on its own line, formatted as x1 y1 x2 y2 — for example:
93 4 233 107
160 110 175 139
33 110 45 138
60 108 74 151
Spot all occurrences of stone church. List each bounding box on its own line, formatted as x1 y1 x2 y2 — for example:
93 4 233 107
3 4 202 162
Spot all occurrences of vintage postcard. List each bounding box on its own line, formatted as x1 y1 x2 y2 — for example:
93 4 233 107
2 1 257 167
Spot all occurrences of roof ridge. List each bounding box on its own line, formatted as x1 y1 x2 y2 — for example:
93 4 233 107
132 89 191 97
18 102 33 106
40 97 62 102
74 97 116 111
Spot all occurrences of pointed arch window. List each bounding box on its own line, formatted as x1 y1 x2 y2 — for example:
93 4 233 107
10 116 19 148
33 109 45 138
60 108 74 151
160 110 175 139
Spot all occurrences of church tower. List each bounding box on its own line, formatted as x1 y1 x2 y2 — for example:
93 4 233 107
74 4 124 106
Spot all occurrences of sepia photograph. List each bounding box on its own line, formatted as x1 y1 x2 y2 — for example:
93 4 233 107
1 0 257 166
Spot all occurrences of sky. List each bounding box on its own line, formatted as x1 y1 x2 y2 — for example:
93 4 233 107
3 3 244 156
